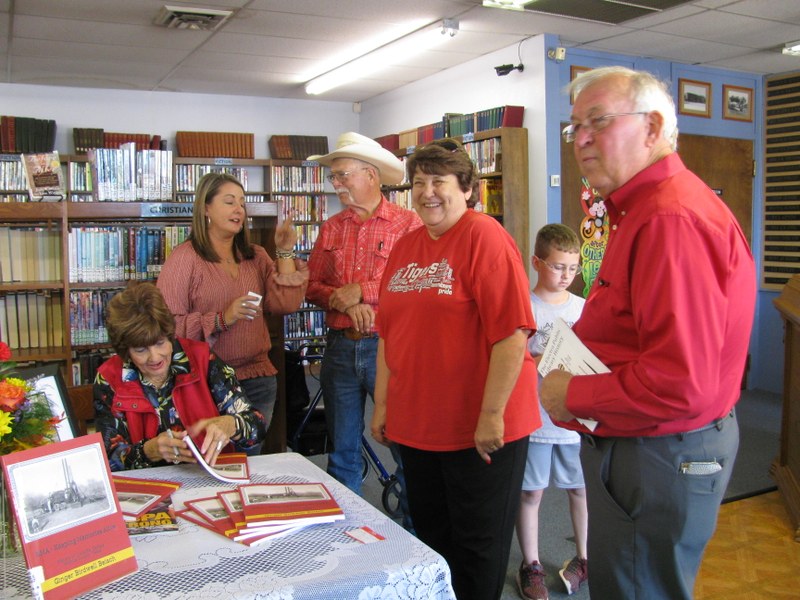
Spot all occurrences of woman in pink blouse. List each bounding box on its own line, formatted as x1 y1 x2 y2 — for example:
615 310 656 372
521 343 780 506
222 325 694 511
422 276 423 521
158 173 308 451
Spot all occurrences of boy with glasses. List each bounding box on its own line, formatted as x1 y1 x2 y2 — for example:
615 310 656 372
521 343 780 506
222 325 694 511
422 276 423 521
516 223 588 600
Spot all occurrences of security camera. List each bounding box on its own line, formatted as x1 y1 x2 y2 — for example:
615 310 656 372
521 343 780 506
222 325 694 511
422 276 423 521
495 63 524 76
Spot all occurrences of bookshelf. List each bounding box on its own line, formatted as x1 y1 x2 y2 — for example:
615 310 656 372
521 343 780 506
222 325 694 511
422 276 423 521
0 153 294 452
390 127 530 265
270 159 330 350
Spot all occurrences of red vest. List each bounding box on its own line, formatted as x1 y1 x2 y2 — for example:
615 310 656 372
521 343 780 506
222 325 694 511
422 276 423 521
98 338 225 450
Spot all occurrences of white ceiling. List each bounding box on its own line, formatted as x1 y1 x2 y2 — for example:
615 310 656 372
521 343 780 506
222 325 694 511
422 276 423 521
2 0 800 102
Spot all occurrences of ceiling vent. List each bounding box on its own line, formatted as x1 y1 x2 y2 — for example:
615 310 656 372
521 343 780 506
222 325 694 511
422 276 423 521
154 5 233 31
484 0 694 25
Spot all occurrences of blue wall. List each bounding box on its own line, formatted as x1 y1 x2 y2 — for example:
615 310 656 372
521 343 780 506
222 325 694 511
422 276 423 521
545 41 781 393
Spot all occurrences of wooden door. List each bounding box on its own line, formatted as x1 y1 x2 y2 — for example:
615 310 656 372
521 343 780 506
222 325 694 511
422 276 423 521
559 131 754 295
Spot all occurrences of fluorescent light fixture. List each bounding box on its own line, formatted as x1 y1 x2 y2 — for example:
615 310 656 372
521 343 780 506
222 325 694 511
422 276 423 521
482 0 530 11
305 19 459 96
783 41 800 56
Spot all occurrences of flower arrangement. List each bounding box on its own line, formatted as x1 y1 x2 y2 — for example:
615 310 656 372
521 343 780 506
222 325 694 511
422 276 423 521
0 342 61 456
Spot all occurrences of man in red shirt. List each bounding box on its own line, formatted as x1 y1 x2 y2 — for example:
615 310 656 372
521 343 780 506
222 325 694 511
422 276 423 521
306 133 421 528
541 67 756 599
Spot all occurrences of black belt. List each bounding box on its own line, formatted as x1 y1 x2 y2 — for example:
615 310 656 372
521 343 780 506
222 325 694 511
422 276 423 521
328 327 377 341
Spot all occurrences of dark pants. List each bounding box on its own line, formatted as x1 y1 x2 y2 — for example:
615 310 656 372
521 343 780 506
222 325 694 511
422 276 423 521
581 411 738 600
240 375 276 456
399 437 528 600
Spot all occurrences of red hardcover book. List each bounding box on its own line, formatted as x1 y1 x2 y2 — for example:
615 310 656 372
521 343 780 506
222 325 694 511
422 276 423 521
374 134 399 152
0 433 138 599
501 105 525 128
238 482 344 527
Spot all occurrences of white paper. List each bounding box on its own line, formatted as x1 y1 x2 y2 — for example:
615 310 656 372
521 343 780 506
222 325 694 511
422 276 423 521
246 291 263 306
184 436 251 484
538 318 608 432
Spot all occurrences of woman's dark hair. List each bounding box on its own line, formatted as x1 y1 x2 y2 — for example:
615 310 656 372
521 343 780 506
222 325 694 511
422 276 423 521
189 172 255 263
106 282 175 359
406 138 479 208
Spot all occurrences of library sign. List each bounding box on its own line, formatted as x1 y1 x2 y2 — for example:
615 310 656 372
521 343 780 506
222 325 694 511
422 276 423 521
140 203 194 218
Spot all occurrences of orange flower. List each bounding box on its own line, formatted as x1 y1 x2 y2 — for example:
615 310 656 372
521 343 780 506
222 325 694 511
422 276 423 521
0 379 27 412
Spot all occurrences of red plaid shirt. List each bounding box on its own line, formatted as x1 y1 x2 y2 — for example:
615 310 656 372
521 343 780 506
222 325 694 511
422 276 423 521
307 198 422 332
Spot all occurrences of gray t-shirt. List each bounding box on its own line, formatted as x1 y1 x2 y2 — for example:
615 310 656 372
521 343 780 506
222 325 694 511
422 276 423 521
529 291 585 443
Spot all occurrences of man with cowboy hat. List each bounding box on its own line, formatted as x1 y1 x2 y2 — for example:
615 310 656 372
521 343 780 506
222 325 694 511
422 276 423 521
306 132 421 528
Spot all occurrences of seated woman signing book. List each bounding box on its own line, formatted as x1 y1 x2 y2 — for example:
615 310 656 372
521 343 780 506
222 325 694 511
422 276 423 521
94 282 266 471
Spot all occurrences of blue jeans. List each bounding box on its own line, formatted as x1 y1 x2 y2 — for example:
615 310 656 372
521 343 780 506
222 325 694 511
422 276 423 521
240 375 277 456
321 329 412 528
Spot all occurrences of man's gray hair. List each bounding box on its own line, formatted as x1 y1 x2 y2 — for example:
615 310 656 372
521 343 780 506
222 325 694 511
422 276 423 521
568 66 679 151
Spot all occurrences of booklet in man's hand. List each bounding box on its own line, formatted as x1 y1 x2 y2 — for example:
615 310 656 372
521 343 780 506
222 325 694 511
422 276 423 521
538 317 609 431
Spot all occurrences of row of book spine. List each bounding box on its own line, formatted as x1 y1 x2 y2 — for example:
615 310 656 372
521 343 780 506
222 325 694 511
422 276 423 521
465 137 502 174
74 128 164 154
291 224 321 254
69 289 116 345
284 307 326 340
478 179 504 215
385 181 502 213
271 165 326 193
176 131 255 159
89 144 174 201
392 137 501 186
69 161 94 196
68 225 191 283
390 105 524 150
0 154 27 191
0 116 57 154
175 164 250 193
277 195 328 222
0 226 62 283
0 291 64 350
268 135 329 160
386 189 412 210
72 348 113 386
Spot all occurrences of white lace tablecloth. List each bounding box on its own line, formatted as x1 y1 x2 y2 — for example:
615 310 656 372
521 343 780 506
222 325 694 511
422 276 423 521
2 452 455 599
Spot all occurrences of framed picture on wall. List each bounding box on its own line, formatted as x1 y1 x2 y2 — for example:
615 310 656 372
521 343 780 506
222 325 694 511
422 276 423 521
678 78 711 117
569 66 591 104
722 84 753 122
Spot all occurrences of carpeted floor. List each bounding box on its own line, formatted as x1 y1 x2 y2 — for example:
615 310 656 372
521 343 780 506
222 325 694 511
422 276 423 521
300 388 781 600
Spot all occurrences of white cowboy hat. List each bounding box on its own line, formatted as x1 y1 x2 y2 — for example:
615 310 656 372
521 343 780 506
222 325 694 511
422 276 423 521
308 132 404 185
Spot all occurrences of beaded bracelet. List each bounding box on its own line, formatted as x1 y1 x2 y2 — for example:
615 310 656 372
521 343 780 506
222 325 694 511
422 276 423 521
216 312 229 332
275 248 297 260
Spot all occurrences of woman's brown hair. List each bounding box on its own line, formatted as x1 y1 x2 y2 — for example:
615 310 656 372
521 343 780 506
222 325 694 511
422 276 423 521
105 282 176 359
405 138 479 208
189 172 255 262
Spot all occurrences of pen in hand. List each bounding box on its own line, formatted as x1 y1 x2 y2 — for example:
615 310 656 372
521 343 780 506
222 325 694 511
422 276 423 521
166 429 181 461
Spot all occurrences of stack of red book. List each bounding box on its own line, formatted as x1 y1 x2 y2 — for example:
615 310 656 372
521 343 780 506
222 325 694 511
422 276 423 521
177 482 343 547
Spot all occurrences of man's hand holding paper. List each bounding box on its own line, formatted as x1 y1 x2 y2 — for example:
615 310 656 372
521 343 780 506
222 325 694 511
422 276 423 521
538 318 608 432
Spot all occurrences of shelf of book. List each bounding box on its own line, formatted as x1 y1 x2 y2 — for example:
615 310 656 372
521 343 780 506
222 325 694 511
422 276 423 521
0 151 341 454
271 161 329 349
392 127 529 265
